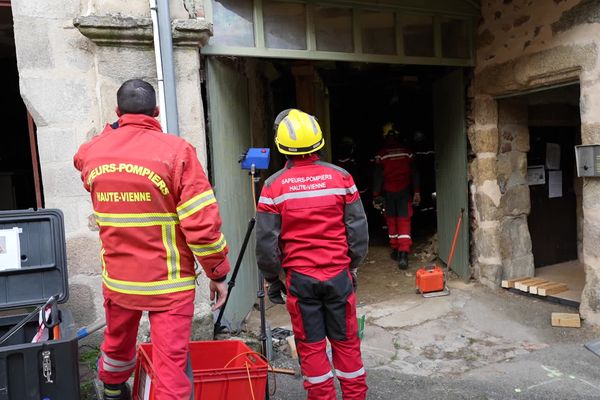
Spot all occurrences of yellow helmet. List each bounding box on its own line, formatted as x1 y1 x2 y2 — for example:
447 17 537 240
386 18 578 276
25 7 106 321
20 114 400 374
274 109 324 155
382 122 399 137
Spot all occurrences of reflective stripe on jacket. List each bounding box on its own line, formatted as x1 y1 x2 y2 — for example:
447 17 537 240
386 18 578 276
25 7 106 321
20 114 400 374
255 154 368 281
373 138 420 196
74 114 230 311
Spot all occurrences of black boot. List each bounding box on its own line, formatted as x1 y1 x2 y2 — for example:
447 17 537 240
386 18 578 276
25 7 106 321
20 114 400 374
398 252 409 270
103 382 131 400
390 249 399 261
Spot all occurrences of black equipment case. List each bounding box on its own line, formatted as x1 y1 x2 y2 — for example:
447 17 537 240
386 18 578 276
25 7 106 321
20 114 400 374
0 209 80 400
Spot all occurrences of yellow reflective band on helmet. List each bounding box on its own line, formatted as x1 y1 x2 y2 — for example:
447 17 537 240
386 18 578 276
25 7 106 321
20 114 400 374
94 212 179 227
177 190 216 220
102 271 196 295
162 224 181 280
188 234 227 257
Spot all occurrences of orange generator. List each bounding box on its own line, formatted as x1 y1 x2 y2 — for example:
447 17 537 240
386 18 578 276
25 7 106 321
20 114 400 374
416 209 464 296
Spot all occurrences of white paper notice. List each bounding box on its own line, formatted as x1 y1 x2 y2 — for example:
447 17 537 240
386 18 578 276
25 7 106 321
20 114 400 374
546 143 561 170
0 227 21 271
548 170 563 199
527 165 545 186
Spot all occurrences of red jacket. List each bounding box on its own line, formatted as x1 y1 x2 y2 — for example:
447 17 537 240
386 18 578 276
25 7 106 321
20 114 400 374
256 154 368 280
74 114 230 311
373 138 420 196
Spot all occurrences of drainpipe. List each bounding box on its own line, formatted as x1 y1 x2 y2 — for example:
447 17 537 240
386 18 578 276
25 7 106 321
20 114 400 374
149 0 180 136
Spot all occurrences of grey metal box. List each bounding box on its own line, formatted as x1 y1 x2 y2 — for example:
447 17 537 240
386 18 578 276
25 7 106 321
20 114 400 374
575 144 600 177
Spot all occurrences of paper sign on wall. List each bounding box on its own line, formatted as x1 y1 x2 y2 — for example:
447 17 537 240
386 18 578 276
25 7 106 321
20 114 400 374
527 165 545 186
0 227 22 271
548 170 563 199
546 143 561 170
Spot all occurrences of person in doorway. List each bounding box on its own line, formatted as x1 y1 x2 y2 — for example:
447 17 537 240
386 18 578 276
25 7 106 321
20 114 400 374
74 79 230 400
256 109 369 400
373 122 421 270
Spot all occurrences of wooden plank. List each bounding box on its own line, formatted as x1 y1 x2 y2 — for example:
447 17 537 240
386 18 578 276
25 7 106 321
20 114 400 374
511 277 536 290
539 283 568 296
530 281 559 294
529 280 555 295
551 312 581 328
501 277 529 289
516 278 547 291
287 336 298 359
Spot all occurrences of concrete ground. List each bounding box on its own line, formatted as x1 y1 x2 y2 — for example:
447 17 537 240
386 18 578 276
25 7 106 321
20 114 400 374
246 245 600 400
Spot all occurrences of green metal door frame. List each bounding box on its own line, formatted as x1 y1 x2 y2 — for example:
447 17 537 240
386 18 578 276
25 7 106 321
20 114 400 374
202 0 477 66
433 68 470 281
206 58 258 331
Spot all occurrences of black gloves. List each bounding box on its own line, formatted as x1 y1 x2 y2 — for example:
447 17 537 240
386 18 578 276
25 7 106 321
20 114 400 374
266 278 287 304
373 196 385 211
350 267 358 291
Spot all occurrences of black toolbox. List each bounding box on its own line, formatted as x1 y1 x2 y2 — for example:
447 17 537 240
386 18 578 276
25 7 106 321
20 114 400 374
0 209 80 400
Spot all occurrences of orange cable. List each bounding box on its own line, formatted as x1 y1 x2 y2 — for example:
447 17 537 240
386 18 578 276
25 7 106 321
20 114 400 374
245 361 257 400
224 350 277 396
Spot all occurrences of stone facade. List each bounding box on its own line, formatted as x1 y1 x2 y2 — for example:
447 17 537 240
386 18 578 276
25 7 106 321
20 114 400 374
11 0 214 340
471 0 600 323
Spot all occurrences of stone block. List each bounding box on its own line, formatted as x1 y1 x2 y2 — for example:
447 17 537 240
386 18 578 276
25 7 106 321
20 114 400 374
503 254 535 281
20 78 93 127
12 17 54 70
37 127 82 164
11 0 80 19
474 191 501 221
581 261 600 325
92 1 151 18
96 46 157 84
499 216 532 260
499 99 528 124
473 226 500 261
581 123 600 144
500 184 530 216
512 126 530 152
582 180 600 209
581 85 600 124
41 162 86 198
468 126 499 153
476 263 503 288
583 208 600 260
473 96 498 126
470 156 497 185
191 302 215 341
67 234 102 276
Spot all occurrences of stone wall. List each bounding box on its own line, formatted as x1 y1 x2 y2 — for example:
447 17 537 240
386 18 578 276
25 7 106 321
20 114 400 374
11 0 214 340
472 0 600 323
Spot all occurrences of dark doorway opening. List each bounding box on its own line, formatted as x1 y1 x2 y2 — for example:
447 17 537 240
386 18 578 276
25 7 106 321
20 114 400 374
0 4 43 210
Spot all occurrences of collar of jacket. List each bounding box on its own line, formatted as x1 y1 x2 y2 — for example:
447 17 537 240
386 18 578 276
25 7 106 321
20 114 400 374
286 153 320 168
117 114 163 132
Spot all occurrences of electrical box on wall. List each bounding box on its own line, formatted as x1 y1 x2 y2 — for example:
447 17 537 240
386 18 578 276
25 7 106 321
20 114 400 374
575 145 600 177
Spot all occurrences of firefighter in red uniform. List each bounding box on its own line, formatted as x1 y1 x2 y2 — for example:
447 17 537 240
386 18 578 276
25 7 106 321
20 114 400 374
373 122 420 270
256 109 369 400
74 79 230 400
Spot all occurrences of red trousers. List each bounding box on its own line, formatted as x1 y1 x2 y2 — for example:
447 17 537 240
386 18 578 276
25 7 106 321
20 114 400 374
286 269 368 400
98 299 194 400
386 215 412 252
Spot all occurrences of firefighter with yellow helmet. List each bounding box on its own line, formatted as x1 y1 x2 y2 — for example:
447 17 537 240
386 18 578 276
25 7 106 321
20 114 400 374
256 109 369 399
373 122 420 270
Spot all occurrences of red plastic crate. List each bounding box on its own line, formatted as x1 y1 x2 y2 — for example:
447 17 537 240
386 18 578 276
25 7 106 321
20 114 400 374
133 340 268 400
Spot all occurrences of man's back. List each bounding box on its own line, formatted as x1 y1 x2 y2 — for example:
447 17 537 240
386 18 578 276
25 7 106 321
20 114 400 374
258 154 358 270
75 114 229 311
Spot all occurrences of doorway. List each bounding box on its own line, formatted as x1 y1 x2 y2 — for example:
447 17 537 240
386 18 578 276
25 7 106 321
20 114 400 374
204 57 471 323
525 84 583 303
0 4 42 210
